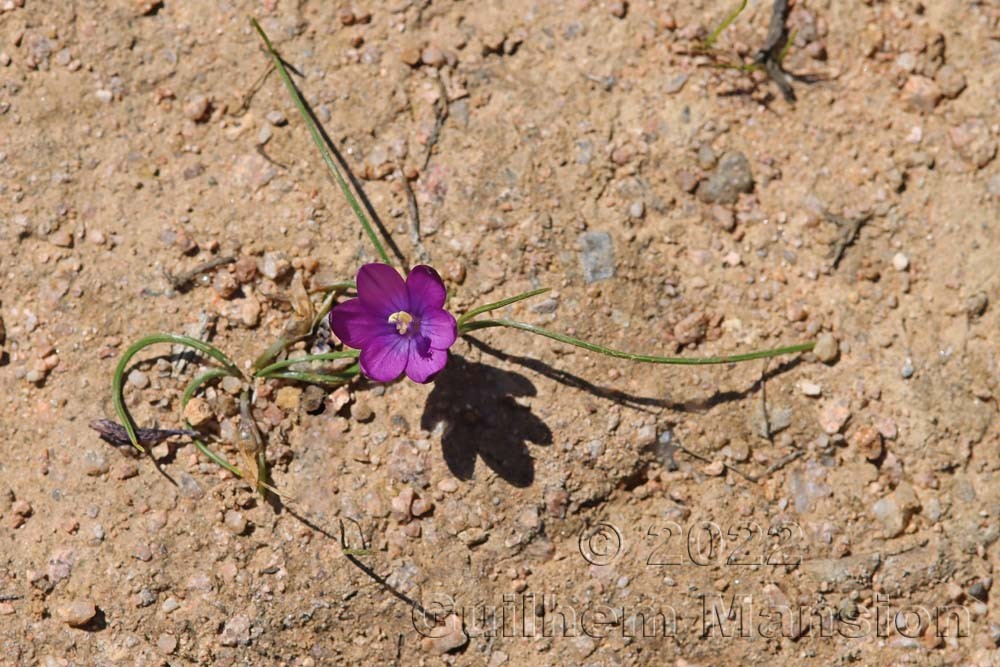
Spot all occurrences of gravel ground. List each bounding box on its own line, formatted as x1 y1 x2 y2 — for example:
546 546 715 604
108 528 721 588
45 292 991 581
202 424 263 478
0 1 998 665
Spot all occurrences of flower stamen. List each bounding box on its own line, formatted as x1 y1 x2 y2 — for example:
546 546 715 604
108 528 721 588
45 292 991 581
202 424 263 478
388 310 414 334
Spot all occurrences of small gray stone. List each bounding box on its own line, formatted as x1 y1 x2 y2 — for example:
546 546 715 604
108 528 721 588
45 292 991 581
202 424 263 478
223 510 247 535
871 483 920 538
83 451 109 477
696 151 754 205
579 231 615 283
813 333 839 364
220 614 252 647
628 201 645 219
901 357 914 379
265 110 287 126
128 369 150 389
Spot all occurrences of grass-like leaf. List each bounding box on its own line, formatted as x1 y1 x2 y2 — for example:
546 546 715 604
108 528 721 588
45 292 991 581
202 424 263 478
461 319 815 364
457 288 551 328
250 18 392 265
703 0 748 49
112 334 243 452
254 350 360 378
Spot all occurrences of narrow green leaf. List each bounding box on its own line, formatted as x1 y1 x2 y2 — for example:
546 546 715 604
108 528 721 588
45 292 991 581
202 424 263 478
259 368 360 385
457 288 551 327
112 334 242 452
254 350 360 378
250 18 392 265
461 319 815 365
703 0 748 49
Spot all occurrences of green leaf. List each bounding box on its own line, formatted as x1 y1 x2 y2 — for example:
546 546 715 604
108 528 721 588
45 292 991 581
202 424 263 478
461 319 815 365
457 288 551 328
112 334 242 452
250 18 392 265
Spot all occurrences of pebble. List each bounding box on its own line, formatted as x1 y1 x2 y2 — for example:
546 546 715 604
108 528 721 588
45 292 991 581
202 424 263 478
161 597 180 613
421 46 446 68
818 400 851 435
233 257 257 283
301 385 326 414
238 296 261 328
634 425 657 447
96 89 113 104
673 311 708 346
183 94 211 122
628 201 645 219
421 614 468 655
813 333 839 364
901 357 914 379
183 396 213 427
437 478 459 493
871 483 919 538
219 615 251 647
83 451 109 476
696 151 753 205
852 426 883 461
949 118 997 169
901 75 941 113
220 376 243 395
275 386 302 411
935 64 966 99
261 252 291 280
968 577 991 602
892 252 909 271
664 73 688 94
800 381 822 397
265 110 287 126
703 460 725 476
212 271 238 298
579 231 615 283
350 401 374 422
609 1 627 18
156 634 177 655
127 369 150 389
58 599 96 627
223 510 247 535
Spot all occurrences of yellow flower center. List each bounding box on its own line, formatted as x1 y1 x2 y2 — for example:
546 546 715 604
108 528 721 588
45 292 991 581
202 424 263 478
388 310 414 334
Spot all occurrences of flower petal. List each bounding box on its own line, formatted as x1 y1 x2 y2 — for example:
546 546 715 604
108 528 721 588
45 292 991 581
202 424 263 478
406 265 447 313
329 298 392 348
405 343 449 383
419 308 457 350
359 333 409 382
357 263 408 318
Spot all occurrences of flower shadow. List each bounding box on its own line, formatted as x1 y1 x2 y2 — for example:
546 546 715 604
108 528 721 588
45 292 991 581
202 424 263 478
420 355 552 487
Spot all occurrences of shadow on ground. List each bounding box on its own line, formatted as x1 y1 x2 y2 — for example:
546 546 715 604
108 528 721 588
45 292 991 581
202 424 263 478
420 355 552 487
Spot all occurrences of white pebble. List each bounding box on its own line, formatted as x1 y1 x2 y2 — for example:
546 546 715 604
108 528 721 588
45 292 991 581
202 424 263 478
800 381 822 397
892 252 909 271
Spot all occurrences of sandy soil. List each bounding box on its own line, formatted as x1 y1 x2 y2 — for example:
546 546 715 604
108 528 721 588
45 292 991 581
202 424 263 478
1 0 999 665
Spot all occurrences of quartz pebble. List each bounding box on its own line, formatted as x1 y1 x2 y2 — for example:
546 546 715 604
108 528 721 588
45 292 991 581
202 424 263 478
892 252 909 271
58 599 96 627
812 333 839 364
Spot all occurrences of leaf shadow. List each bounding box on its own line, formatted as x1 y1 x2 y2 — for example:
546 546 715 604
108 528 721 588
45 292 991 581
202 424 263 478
420 355 552 487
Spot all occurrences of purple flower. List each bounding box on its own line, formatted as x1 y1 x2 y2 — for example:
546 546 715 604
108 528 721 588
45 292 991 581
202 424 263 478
330 263 457 383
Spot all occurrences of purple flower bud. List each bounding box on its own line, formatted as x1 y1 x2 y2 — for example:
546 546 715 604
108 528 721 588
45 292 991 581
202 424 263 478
329 263 457 383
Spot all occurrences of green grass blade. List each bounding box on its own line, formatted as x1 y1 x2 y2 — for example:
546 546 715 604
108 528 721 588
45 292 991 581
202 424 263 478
180 369 243 477
254 350 360 378
457 288 551 327
112 334 243 451
250 18 392 265
461 319 815 365
703 0 748 49
259 368 360 385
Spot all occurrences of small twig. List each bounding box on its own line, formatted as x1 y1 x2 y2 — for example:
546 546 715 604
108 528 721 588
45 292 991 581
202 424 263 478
165 256 236 292
823 208 873 268
746 450 803 483
232 63 275 117
422 75 449 171
753 0 796 102
401 170 431 264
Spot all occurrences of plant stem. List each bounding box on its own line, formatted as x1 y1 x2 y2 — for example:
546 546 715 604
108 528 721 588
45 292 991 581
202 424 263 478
461 319 815 365
250 18 391 265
